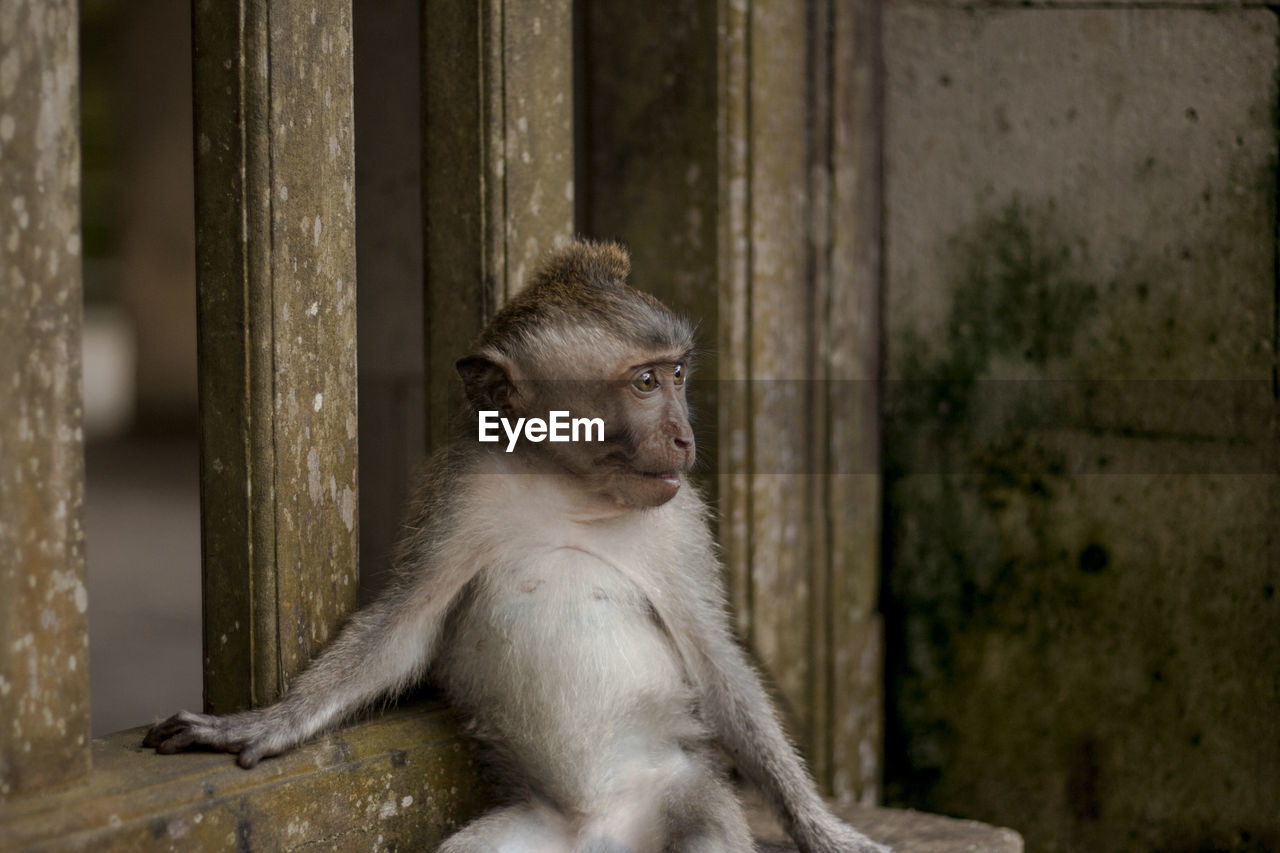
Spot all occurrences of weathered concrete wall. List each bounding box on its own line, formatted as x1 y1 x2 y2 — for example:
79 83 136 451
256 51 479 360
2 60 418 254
0 0 91 797
881 6 1280 851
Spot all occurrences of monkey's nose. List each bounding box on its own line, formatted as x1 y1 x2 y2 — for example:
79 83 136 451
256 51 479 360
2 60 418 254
673 434 695 468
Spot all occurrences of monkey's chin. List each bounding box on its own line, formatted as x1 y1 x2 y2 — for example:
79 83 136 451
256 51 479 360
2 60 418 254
620 470 681 508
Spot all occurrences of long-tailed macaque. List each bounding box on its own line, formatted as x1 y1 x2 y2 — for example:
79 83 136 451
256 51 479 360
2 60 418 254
146 240 889 853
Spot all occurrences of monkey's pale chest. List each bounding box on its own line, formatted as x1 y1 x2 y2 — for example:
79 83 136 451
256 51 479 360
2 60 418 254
487 548 651 625
446 546 679 672
437 544 694 759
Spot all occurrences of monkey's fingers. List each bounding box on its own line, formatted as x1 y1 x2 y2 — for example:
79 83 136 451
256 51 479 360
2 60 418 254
141 725 166 749
153 729 200 754
143 711 226 754
142 712 193 749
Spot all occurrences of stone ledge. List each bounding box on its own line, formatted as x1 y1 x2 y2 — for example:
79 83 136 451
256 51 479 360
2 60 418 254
1 702 1022 852
0 704 488 851
746 792 1023 853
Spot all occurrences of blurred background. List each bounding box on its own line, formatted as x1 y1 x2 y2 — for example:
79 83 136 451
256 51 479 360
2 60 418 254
77 2 1277 852
79 0 202 736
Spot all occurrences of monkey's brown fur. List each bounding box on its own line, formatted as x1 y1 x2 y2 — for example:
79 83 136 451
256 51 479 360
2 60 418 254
145 239 889 853
479 241 688 358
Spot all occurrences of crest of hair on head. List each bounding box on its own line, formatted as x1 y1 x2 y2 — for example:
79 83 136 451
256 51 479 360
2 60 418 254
475 238 694 374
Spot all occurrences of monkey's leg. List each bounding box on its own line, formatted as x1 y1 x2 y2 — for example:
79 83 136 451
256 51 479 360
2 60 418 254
437 801 573 853
681 621 891 853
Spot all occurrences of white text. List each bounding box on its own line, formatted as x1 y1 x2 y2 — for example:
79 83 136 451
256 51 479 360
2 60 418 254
478 410 605 452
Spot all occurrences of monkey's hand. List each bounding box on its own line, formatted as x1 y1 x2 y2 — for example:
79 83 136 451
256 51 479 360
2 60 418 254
791 811 892 853
143 709 294 769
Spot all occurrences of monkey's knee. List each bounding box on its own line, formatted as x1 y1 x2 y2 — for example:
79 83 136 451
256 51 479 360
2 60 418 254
437 801 571 853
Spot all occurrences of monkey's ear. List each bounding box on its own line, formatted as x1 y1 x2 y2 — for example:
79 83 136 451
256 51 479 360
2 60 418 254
456 353 523 414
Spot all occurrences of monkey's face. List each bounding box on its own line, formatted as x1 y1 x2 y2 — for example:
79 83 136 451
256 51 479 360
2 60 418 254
602 357 696 508
526 354 696 510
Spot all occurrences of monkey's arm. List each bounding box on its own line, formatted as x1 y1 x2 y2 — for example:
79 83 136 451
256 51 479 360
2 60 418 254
145 478 479 768
679 594 891 853
144 577 456 767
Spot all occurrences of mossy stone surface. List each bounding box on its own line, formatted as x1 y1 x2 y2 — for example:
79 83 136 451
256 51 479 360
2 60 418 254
883 7 1280 851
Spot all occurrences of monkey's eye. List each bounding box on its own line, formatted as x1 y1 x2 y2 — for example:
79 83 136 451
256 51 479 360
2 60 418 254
633 370 658 392
672 363 686 386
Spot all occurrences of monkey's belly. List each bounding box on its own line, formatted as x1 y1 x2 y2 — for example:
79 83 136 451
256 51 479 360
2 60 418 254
437 548 703 804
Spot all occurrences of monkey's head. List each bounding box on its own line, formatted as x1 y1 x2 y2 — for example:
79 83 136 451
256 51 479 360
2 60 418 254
457 240 696 509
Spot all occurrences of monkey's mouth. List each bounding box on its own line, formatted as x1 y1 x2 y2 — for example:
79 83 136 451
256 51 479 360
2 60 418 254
641 471 681 485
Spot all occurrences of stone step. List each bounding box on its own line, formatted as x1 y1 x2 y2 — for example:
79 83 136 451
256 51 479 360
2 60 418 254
745 793 1024 853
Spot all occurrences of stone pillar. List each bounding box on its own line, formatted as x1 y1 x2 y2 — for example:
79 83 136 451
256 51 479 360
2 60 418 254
717 0 885 800
193 0 360 712
422 0 575 450
0 0 91 797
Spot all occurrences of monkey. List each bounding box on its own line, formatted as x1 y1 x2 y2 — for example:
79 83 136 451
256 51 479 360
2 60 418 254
144 239 890 853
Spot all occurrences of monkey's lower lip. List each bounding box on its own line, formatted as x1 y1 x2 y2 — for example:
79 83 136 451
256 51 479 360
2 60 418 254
642 471 681 485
